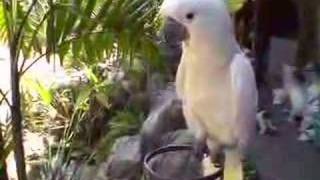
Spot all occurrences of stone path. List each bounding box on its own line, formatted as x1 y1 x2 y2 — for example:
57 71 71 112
251 122 320 180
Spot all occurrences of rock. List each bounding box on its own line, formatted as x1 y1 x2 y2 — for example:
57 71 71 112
160 130 194 146
106 135 142 180
23 131 47 161
158 17 184 79
147 150 202 180
107 67 125 83
147 72 167 94
127 92 150 114
109 86 130 110
76 163 108 180
81 131 194 180
140 85 186 157
27 160 46 180
139 81 210 179
159 42 182 77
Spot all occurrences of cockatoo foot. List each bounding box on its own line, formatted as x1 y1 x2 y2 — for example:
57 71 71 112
207 141 224 167
192 140 208 160
210 152 224 168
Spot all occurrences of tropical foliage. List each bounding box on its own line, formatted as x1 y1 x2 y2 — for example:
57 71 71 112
0 0 162 179
0 0 162 67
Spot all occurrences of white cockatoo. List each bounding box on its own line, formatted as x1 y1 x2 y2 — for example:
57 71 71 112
159 0 258 179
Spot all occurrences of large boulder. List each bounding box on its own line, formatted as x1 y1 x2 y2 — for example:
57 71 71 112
140 85 186 157
104 130 203 180
106 135 142 180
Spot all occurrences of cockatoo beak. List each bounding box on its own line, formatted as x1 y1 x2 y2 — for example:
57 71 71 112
160 17 189 44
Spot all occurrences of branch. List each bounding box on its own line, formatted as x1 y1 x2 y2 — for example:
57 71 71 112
20 34 99 75
0 90 11 108
19 30 110 76
20 51 50 76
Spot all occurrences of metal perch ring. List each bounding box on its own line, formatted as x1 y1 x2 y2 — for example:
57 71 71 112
143 145 223 180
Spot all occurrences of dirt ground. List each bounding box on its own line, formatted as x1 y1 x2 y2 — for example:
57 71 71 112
251 119 320 180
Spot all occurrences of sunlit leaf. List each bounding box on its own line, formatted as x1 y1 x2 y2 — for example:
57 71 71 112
225 0 246 13
36 81 54 106
0 2 8 42
75 0 96 33
74 86 91 110
84 65 98 83
58 41 70 65
85 0 113 32
55 5 68 43
95 92 111 109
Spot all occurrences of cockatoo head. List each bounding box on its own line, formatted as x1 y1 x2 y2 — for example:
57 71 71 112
159 0 234 48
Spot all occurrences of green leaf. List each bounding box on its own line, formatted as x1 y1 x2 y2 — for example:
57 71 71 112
225 0 246 13
76 0 97 32
95 92 110 109
94 109 145 161
36 82 54 106
58 41 70 65
24 79 54 106
46 0 55 62
86 0 113 31
54 1 71 43
84 65 98 83
84 36 96 64
71 38 82 61
25 10 50 56
0 2 8 42
74 86 91 110
61 0 81 41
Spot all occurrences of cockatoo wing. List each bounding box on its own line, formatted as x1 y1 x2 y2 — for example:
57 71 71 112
230 53 258 152
175 51 186 101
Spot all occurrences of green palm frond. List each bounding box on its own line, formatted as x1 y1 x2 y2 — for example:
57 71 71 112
42 0 161 67
1 0 162 70
0 2 7 42
0 1 162 178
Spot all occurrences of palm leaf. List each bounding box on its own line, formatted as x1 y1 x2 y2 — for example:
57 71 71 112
0 1 8 42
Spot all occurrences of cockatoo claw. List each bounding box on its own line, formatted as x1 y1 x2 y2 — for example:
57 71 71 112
193 140 209 160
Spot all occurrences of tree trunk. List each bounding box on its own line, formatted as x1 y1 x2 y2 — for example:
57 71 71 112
10 47 27 180
0 126 9 180
295 0 320 70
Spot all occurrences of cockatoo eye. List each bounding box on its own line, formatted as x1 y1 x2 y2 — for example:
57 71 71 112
186 12 194 20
